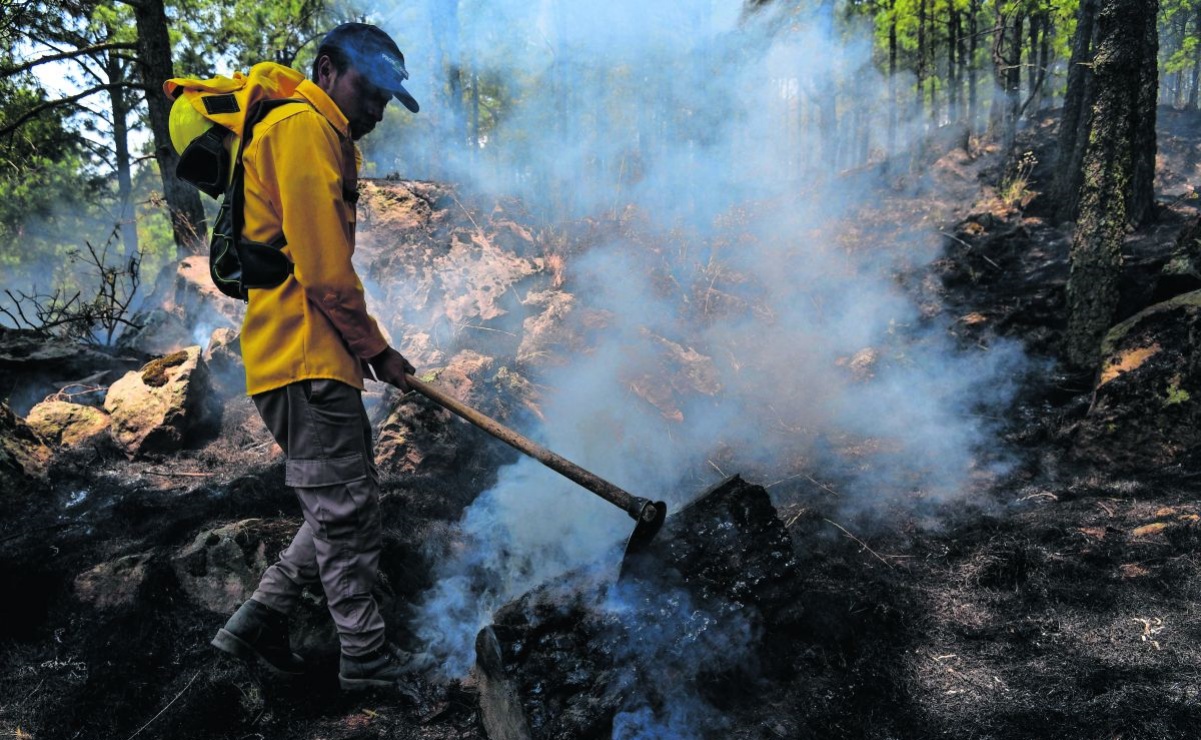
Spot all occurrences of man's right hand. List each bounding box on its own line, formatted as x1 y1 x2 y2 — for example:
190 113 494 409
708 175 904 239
367 346 416 392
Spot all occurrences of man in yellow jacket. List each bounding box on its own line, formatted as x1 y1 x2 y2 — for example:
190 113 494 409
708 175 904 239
209 23 425 692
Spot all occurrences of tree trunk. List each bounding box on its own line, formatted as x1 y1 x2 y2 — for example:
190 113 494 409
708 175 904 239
1190 7 1201 110
128 0 206 254
106 47 138 258
818 0 838 168
949 3 961 124
1019 11 1051 118
1174 12 1188 108
1024 14 1039 112
1128 1 1159 227
929 0 939 128
471 69 480 165
1037 12 1050 111
1065 0 1160 370
1055 0 1099 221
889 0 898 153
988 0 1006 133
1005 11 1023 149
969 0 979 132
917 0 927 127
431 0 466 165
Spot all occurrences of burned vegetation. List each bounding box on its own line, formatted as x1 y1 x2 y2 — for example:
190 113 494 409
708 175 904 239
4 107 1201 740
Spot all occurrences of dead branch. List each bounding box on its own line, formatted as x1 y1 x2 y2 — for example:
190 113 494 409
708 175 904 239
824 518 895 570
1 226 143 345
45 383 106 403
144 470 214 479
124 669 202 740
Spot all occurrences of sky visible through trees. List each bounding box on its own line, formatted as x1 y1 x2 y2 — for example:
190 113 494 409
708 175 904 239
0 0 1192 345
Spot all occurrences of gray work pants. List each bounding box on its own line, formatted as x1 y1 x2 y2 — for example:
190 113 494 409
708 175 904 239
249 378 385 657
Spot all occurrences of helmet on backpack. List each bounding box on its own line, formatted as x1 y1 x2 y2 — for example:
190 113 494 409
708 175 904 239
164 63 310 299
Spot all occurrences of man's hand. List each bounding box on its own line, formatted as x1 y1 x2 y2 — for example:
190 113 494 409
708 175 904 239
367 346 416 392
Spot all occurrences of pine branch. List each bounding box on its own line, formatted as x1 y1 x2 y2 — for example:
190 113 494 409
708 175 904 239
0 83 129 139
0 41 137 79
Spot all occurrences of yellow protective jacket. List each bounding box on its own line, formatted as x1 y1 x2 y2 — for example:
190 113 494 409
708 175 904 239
165 63 389 395
240 73 389 395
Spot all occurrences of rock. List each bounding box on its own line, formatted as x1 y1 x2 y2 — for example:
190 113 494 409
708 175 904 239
376 350 509 477
1153 214 1201 302
478 476 802 738
74 552 153 610
103 346 219 458
0 327 142 415
25 400 111 448
1074 290 1201 466
174 519 340 656
203 327 246 398
172 519 288 614
0 403 52 494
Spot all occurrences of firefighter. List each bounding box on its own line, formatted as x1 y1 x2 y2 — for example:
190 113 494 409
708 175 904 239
208 22 427 692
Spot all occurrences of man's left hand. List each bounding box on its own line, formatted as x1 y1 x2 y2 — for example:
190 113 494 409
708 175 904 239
367 346 416 392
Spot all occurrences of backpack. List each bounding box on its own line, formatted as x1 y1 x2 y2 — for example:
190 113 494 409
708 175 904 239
164 63 310 300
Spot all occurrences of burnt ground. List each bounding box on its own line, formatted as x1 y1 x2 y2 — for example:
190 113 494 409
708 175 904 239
4 107 1201 739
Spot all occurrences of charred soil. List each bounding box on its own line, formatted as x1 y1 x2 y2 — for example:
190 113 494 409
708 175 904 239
4 108 1201 739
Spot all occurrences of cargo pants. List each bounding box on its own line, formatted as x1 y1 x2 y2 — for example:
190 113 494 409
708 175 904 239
249 378 385 657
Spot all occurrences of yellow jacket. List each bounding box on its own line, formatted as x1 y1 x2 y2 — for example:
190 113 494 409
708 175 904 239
237 75 388 395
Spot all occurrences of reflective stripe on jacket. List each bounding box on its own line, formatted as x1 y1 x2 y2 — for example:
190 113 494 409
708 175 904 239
239 77 388 396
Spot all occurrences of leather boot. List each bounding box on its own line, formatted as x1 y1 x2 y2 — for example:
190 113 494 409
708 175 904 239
339 642 427 698
211 599 305 676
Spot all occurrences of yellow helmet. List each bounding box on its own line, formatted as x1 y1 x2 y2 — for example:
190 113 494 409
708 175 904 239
169 92 216 156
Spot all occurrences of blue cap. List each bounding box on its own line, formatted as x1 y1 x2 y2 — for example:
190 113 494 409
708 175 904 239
320 23 419 113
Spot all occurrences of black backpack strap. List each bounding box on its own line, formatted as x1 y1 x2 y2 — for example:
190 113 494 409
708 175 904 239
229 97 308 255
207 97 308 300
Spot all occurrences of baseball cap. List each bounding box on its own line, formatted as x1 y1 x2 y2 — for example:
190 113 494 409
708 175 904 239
319 22 419 113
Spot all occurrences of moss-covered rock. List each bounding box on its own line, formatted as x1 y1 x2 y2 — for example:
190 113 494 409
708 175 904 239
26 400 111 448
0 403 52 495
103 346 219 458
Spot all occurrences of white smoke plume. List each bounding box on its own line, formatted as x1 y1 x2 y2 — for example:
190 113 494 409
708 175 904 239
360 0 1025 705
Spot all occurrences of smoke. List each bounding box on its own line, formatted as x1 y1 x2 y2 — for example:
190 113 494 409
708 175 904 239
358 0 1027 727
604 578 756 740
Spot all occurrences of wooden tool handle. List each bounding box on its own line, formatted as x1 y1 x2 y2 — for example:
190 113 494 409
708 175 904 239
406 374 652 520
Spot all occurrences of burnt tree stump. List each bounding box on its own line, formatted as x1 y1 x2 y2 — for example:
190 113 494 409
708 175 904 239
476 475 803 739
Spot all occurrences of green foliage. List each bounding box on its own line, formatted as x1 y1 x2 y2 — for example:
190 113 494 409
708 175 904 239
1165 377 1191 407
173 0 361 76
0 78 106 284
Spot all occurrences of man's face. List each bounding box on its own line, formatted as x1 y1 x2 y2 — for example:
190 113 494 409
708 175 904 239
317 57 392 140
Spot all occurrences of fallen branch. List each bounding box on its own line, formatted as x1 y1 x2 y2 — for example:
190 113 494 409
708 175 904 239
449 191 483 233
940 231 1001 270
45 383 106 403
824 518 894 570
144 470 213 479
766 470 841 497
124 669 201 740
459 323 518 338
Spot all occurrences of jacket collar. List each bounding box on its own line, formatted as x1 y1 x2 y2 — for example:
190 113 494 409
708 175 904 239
297 78 350 139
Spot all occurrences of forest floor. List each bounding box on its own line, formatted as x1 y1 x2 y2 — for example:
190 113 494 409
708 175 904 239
3 108 1201 739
